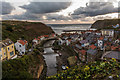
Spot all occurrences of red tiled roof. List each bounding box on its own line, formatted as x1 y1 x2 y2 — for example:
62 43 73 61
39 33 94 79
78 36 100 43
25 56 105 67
111 46 118 50
90 44 96 49
51 34 55 37
43 35 49 38
37 38 40 40
18 40 27 46
104 43 107 46
68 39 72 42
80 50 86 55
38 36 44 38
99 37 104 40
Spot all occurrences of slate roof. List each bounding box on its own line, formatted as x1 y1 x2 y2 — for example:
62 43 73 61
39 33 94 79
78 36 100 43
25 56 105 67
87 49 97 55
80 40 88 44
3 38 13 46
75 44 82 49
104 51 120 60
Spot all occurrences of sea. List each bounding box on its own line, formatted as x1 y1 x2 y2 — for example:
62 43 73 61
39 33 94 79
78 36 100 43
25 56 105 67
47 24 92 35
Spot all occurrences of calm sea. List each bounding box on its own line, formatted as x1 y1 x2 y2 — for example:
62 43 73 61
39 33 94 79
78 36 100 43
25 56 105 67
47 24 92 35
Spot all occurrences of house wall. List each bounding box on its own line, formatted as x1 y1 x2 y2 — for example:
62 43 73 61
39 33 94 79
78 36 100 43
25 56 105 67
101 30 114 37
0 47 7 60
40 37 45 41
15 42 26 55
6 43 15 60
33 40 38 44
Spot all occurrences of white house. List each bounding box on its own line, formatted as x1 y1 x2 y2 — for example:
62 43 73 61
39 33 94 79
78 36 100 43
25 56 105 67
115 39 120 43
98 39 104 50
66 40 71 45
78 37 83 41
58 38 65 45
40 36 45 41
32 38 38 44
101 29 114 37
15 40 28 55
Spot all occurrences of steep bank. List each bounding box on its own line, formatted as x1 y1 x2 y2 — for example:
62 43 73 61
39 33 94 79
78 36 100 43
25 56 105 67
91 19 120 29
2 49 46 79
2 20 54 42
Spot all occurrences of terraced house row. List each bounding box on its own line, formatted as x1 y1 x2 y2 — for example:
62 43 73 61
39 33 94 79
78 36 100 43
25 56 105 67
0 39 15 61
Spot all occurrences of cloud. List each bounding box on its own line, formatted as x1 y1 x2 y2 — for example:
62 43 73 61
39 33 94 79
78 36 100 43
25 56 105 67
2 12 39 20
0 1 15 15
2 2 71 20
2 12 72 21
20 2 71 14
45 13 72 20
73 2 118 17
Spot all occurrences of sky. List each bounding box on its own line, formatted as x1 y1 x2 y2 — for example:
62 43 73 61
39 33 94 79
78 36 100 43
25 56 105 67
0 0 120 24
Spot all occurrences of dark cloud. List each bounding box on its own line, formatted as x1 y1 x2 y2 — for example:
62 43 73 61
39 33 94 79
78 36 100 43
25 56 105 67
2 12 39 20
73 2 118 17
0 1 15 15
46 14 72 20
20 2 71 14
2 13 72 21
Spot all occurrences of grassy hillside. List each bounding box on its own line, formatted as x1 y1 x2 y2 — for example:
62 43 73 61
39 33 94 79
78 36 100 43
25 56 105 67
91 19 120 29
47 59 120 80
2 20 54 42
2 49 46 79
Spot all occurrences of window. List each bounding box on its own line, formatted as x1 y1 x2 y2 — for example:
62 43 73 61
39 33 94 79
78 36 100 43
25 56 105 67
8 47 9 51
4 52 5 55
12 46 13 48
10 51 14 56
22 52 24 54
19 45 21 47
0 49 1 51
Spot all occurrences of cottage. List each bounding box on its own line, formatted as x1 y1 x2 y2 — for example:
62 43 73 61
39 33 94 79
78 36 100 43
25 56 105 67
39 36 45 41
89 44 97 50
0 42 7 60
51 33 56 37
2 39 16 60
79 50 86 61
98 37 104 50
32 38 38 44
66 39 71 46
80 40 89 47
15 40 28 55
87 49 98 62
43 35 49 38
101 29 114 37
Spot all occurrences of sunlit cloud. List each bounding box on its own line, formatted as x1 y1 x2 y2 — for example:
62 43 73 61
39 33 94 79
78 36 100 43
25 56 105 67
1 0 120 24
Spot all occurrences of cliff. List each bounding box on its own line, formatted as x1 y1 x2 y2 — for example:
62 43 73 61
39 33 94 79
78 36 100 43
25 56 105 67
2 49 46 79
2 20 54 42
91 19 120 29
